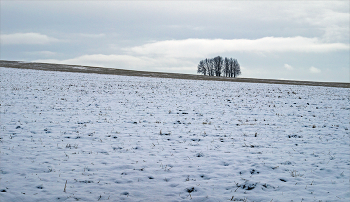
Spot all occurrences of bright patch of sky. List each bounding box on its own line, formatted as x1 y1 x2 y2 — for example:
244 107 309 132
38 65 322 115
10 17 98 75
1 0 349 82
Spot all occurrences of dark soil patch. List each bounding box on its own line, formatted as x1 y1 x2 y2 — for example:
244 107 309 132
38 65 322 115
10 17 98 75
1 60 349 88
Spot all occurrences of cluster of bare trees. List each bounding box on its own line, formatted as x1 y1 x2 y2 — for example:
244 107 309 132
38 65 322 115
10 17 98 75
197 56 241 78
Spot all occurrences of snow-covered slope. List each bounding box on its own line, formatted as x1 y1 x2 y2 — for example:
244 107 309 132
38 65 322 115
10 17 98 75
1 67 349 202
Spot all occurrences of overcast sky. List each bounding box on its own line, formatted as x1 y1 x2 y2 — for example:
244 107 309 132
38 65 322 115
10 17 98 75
1 0 349 82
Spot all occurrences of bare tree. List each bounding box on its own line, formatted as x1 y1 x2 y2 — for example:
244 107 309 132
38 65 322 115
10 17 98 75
197 56 241 78
223 57 230 77
232 59 241 78
213 56 223 77
197 58 214 76
197 60 206 75
204 58 214 76
228 58 234 77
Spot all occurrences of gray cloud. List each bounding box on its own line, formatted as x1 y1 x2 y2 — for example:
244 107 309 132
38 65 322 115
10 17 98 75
1 1 349 82
1 33 59 45
310 66 321 74
128 37 348 58
25 51 58 57
284 64 294 70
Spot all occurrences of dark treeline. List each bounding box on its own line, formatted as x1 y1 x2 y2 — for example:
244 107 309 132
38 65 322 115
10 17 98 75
197 56 241 78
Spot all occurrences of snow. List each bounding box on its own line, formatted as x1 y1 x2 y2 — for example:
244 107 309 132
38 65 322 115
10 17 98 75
0 67 349 202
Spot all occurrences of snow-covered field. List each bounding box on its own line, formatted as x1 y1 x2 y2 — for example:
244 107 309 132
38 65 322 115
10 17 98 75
0 67 349 202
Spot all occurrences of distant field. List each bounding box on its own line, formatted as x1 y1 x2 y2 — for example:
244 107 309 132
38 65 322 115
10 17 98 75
1 60 349 88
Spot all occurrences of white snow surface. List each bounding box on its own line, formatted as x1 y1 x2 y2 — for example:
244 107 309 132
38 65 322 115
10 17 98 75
0 67 349 202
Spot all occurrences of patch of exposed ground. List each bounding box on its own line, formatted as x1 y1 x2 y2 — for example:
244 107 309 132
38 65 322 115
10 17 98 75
1 60 349 88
